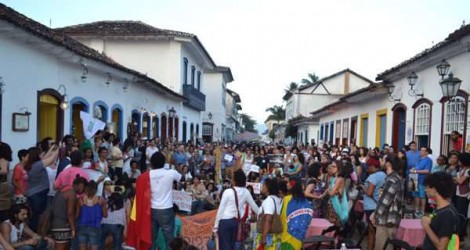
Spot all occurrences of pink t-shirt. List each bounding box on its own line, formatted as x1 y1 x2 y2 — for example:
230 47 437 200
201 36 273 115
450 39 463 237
54 166 89 191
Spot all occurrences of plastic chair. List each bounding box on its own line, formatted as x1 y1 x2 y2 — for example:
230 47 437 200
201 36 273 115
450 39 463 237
382 238 415 250
302 225 339 250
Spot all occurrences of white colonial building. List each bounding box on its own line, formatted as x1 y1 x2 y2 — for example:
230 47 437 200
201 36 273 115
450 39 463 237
202 66 234 142
0 3 235 155
284 69 373 145
312 23 470 155
56 21 222 143
225 89 242 142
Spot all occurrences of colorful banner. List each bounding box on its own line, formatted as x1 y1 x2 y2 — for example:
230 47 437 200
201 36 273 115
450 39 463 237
173 190 192 212
179 210 217 250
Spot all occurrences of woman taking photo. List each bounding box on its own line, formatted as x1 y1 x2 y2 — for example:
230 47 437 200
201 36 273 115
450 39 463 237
304 162 325 218
254 178 282 250
213 169 259 250
25 145 59 232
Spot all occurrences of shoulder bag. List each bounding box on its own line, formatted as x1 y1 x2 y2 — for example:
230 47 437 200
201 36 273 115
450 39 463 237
233 188 250 242
256 196 283 234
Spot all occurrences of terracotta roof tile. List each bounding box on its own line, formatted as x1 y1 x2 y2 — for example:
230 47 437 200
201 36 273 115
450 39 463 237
55 20 195 38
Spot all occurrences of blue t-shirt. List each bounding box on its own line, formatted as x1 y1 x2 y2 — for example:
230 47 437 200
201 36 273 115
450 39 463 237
27 161 49 196
416 156 432 184
406 150 420 170
173 152 187 166
363 171 386 210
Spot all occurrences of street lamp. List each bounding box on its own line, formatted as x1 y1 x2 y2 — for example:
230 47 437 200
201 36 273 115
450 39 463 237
387 84 401 103
407 72 423 97
57 84 69 110
80 58 88 83
439 72 462 101
169 107 176 118
436 59 451 79
208 112 213 120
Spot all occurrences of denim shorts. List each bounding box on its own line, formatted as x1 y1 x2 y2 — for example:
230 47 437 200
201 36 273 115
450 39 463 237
77 225 101 246
412 184 426 198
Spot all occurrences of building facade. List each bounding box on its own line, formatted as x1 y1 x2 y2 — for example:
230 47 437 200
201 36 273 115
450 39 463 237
284 69 373 146
202 66 234 142
0 4 186 153
56 21 220 143
313 24 470 155
225 89 242 142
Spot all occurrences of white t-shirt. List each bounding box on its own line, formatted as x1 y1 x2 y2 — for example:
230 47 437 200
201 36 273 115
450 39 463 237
214 187 259 228
149 168 181 209
146 146 159 164
259 195 281 215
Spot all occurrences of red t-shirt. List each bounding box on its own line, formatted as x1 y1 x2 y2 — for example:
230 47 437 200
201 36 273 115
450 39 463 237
13 163 28 196
453 137 463 152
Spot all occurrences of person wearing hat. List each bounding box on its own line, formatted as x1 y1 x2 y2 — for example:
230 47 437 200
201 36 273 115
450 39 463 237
358 156 386 250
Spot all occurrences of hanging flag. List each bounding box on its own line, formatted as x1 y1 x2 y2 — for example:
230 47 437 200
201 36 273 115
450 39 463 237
80 111 106 139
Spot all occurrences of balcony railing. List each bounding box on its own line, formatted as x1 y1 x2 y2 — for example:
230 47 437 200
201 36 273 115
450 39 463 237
183 84 206 111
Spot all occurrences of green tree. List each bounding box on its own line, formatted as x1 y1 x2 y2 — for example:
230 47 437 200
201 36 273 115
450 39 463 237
301 73 320 85
240 113 257 133
265 105 286 125
284 82 298 94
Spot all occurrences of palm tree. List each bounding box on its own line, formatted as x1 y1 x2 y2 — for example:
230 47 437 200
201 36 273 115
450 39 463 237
265 105 286 125
284 82 298 94
301 73 320 85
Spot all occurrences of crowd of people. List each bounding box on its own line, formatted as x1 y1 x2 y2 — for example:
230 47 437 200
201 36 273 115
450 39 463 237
0 129 468 250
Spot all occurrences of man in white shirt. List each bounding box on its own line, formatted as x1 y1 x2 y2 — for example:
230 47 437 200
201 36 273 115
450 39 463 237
146 140 159 170
149 152 181 250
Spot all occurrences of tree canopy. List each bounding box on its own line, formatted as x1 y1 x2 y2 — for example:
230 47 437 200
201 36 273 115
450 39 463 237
240 113 257 133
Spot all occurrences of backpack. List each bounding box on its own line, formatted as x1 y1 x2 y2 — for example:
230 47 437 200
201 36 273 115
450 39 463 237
447 208 461 250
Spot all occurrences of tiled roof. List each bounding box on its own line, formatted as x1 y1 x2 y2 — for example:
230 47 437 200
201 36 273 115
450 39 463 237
56 20 217 69
0 3 184 100
55 20 195 38
377 23 470 80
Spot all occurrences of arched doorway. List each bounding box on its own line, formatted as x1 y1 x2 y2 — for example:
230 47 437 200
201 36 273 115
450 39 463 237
70 97 89 143
161 115 167 143
111 105 123 140
142 112 150 139
94 101 108 123
131 111 140 135
37 89 64 141
174 117 179 142
152 116 159 139
392 103 407 150
182 121 187 143
190 123 194 143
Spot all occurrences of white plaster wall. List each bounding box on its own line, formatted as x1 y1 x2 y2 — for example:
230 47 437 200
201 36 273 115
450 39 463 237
298 94 340 117
349 73 372 92
387 42 470 153
320 74 344 95
319 95 390 148
0 30 184 156
202 73 226 141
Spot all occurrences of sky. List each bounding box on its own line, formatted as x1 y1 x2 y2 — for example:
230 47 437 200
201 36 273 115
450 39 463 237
2 0 468 132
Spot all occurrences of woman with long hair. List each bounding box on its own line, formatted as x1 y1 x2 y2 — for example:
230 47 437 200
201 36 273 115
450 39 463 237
280 176 313 250
304 162 326 218
25 145 59 232
213 169 258 250
254 178 282 250
323 160 349 227
76 181 107 250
